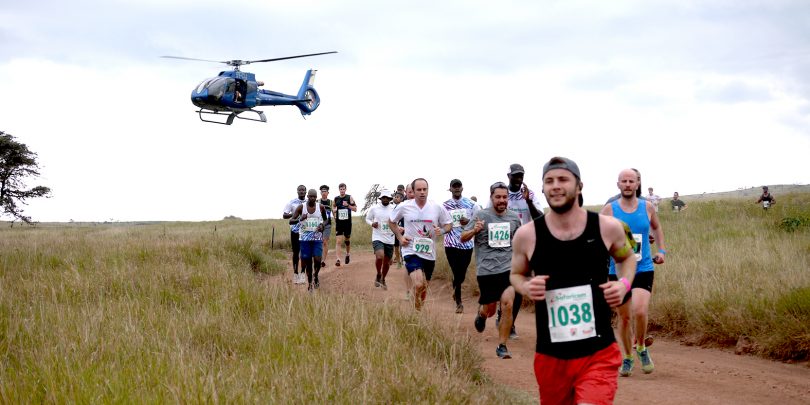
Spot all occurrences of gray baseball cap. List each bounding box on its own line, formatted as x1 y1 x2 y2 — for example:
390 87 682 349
542 156 581 179
509 163 525 175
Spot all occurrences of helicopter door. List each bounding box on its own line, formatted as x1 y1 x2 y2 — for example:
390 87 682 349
234 80 247 104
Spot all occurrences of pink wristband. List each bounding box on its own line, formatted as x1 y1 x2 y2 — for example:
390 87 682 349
619 277 631 292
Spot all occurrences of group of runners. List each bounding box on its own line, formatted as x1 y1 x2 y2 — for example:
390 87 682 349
282 183 356 292
282 157 669 403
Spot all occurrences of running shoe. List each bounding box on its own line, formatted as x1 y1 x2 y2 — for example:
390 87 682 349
619 356 634 377
314 280 320 289
496 344 512 359
335 259 341 267
375 274 381 288
307 283 314 293
474 313 486 333
455 303 464 314
380 279 387 290
404 290 412 301
637 347 654 374
345 255 350 264
509 326 519 340
321 261 327 268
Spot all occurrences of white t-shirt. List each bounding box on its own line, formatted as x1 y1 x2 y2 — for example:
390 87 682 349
365 203 395 245
283 198 305 232
389 199 452 261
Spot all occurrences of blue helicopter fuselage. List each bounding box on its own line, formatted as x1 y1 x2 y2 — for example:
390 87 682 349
190 70 320 115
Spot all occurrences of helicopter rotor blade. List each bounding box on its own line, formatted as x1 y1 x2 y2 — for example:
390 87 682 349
160 56 229 64
246 51 337 65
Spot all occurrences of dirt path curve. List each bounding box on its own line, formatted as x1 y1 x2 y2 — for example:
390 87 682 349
285 250 810 404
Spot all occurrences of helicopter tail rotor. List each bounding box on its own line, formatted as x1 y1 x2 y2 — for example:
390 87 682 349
295 69 321 116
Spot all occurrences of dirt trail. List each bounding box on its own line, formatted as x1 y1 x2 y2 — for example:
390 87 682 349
284 250 810 404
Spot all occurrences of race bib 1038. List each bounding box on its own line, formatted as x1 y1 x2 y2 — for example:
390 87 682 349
546 285 596 343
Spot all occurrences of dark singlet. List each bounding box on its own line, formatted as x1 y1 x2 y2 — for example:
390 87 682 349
334 195 353 223
320 198 332 224
530 211 614 359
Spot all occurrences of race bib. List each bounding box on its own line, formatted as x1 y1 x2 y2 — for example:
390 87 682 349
673 205 680 212
632 233 642 261
449 209 466 228
763 201 770 208
546 285 596 343
380 222 393 235
338 208 349 220
488 222 511 248
301 217 321 233
413 237 434 254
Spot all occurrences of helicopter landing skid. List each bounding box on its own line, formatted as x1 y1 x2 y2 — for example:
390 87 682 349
197 109 267 125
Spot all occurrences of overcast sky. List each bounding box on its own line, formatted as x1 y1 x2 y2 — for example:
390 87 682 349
2 0 809 222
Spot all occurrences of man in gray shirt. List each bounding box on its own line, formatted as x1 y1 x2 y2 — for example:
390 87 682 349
461 181 523 359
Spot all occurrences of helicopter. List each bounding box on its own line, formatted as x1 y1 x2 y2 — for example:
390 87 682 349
161 51 337 125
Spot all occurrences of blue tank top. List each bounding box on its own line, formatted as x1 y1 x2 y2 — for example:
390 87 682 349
609 199 654 274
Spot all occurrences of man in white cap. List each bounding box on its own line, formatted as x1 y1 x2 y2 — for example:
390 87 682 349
365 189 396 289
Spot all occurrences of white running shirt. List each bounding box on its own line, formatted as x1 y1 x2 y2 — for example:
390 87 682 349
365 203 395 245
390 199 452 261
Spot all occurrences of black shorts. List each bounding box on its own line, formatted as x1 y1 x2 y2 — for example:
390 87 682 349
609 271 654 304
477 271 513 305
372 240 394 258
335 220 352 237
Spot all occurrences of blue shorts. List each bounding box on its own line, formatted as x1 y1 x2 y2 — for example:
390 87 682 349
404 255 436 280
300 240 323 259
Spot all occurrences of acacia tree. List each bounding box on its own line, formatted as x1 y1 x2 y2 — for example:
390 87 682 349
361 183 385 215
0 131 51 224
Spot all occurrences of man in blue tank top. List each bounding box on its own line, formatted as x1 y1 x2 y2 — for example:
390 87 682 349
601 168 667 377
510 157 637 404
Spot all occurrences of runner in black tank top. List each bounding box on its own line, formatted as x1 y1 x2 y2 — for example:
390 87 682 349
509 156 637 404
530 211 614 358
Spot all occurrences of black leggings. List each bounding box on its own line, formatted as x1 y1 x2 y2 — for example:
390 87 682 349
445 247 473 304
290 231 300 272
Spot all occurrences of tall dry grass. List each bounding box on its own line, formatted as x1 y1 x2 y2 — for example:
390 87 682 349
651 192 810 360
0 219 532 403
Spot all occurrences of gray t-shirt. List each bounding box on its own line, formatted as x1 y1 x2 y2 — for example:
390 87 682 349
464 208 522 276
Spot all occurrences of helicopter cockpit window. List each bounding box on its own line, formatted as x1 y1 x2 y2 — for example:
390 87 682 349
196 78 215 94
204 77 231 101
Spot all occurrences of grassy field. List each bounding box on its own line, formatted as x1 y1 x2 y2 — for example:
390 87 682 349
1 191 808 401
649 192 810 360
0 221 531 403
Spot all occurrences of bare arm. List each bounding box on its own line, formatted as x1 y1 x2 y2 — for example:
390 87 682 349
388 220 410 246
349 196 358 212
648 204 666 264
523 185 543 220
460 217 484 242
510 223 549 301
599 216 637 307
289 205 303 225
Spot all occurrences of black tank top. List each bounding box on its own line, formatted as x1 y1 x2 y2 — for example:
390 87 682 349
530 211 614 359
334 195 353 223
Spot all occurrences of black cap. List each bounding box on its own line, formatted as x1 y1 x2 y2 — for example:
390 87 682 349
450 179 462 187
542 156 581 179
509 163 525 175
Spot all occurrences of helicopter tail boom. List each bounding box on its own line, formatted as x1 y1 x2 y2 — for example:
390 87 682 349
294 69 320 116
